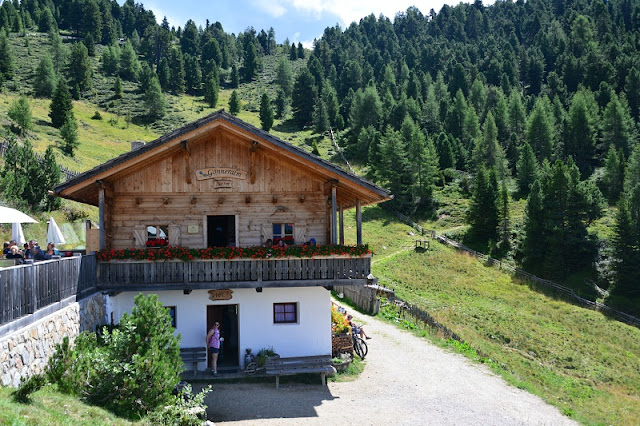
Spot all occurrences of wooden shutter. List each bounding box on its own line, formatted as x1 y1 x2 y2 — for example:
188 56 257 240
168 224 181 246
133 225 146 247
294 223 306 244
261 225 272 243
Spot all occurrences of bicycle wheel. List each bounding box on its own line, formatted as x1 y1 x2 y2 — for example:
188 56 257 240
245 362 258 375
353 336 367 360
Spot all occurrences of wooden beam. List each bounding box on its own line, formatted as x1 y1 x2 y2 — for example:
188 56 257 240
339 205 344 245
331 181 338 244
98 182 105 250
181 140 192 185
250 141 259 184
96 279 370 292
356 198 362 246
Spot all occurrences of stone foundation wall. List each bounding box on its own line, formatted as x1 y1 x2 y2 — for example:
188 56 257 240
0 292 107 387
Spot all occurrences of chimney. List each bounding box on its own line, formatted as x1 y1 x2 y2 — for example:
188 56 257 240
130 141 145 151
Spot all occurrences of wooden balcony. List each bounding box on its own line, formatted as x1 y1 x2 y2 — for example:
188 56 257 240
97 255 372 291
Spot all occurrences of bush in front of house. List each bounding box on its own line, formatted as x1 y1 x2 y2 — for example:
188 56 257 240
44 294 184 418
147 383 212 426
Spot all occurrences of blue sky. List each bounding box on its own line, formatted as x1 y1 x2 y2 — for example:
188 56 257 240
137 0 474 46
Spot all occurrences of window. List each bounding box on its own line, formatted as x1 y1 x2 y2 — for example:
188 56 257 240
273 303 297 324
166 306 177 328
273 223 294 245
147 225 169 247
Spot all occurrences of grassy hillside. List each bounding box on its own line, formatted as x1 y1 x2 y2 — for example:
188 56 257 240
0 385 141 425
342 205 640 426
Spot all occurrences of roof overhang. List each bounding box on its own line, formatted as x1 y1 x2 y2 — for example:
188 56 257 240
54 110 391 208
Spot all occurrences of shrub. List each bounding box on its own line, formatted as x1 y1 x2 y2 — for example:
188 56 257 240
91 111 102 120
12 374 47 403
46 294 183 418
147 383 211 426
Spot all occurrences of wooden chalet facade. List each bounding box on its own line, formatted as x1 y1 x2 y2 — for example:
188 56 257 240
54 110 390 369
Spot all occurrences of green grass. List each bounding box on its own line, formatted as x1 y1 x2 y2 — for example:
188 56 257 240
369 224 640 425
0 385 142 425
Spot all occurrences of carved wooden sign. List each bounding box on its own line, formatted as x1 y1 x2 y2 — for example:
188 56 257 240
208 289 233 301
195 168 247 181
214 180 233 189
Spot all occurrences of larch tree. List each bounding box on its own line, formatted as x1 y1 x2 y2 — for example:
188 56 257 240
34 54 57 97
516 141 538 197
260 93 274 131
66 42 92 98
525 96 555 162
8 95 33 135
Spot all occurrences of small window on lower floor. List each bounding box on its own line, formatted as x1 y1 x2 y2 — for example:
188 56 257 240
273 302 297 324
166 306 177 328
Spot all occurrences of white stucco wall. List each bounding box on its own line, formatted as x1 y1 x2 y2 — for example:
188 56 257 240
107 287 332 369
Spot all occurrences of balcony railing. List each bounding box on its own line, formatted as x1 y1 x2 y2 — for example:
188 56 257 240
97 255 372 290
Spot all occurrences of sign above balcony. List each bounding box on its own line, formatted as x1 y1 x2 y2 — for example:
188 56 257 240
208 289 233 301
196 168 247 181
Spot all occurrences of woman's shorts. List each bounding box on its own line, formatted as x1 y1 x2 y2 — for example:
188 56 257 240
210 347 219 354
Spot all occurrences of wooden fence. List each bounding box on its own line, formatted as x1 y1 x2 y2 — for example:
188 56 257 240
0 254 97 325
437 235 640 328
334 284 381 314
97 256 372 288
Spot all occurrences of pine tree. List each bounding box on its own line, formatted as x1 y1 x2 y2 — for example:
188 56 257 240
0 138 44 211
229 90 240 115
203 71 219 108
113 76 123 99
157 57 170 91
275 88 287 119
167 48 185 94
49 80 73 128
275 57 294 97
260 93 274 131
624 144 640 195
145 75 166 119
60 113 79 156
521 179 546 272
292 68 317 125
466 166 500 244
66 42 92 98
313 98 329 134
612 188 640 296
297 42 304 59
184 53 201 94
8 95 32 135
138 62 154 94
473 112 506 176
349 86 382 134
38 7 56 33
119 40 141 81
289 42 297 60
525 96 555 162
565 89 598 177
101 45 120 75
323 84 340 128
83 33 95 57
0 29 15 82
377 127 413 212
498 180 511 249
507 88 526 141
42 145 62 211
230 64 239 88
49 31 67 74
602 146 625 203
242 43 259 82
602 93 634 157
516 141 538 197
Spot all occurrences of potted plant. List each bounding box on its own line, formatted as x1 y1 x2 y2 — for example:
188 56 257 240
332 353 352 372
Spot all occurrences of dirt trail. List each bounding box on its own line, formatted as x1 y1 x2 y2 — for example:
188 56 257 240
198 309 576 425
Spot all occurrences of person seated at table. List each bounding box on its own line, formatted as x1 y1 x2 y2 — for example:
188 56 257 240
6 246 24 265
277 238 286 248
347 314 372 340
309 238 316 246
29 241 51 261
264 239 273 248
46 243 60 256
3 242 10 257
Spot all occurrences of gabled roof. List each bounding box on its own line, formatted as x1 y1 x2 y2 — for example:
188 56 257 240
54 110 391 207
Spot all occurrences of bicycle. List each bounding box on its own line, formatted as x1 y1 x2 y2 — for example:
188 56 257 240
352 331 368 360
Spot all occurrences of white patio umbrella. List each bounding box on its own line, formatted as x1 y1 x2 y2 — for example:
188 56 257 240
46 217 66 245
0 206 37 224
11 222 26 245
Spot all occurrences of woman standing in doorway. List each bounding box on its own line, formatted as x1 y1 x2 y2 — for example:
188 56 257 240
206 322 221 376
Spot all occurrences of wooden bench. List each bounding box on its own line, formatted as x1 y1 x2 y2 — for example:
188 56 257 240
264 355 336 389
180 347 207 375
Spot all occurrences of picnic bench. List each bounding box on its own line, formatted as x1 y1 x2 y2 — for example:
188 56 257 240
180 347 207 375
264 355 336 389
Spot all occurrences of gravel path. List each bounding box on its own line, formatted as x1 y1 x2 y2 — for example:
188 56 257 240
198 308 576 425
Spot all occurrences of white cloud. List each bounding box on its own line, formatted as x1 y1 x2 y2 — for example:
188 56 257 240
252 0 288 18
282 0 450 26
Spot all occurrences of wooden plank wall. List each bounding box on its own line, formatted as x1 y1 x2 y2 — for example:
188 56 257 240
109 129 333 249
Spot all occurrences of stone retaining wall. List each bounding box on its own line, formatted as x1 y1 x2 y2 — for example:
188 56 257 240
0 292 107 387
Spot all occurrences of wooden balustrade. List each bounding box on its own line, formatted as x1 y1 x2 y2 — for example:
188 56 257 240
97 255 372 290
